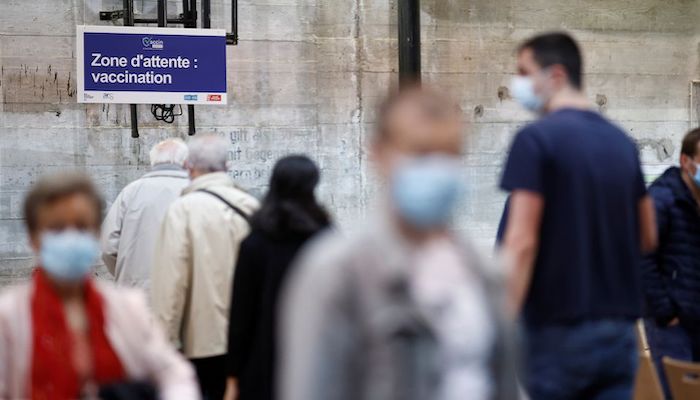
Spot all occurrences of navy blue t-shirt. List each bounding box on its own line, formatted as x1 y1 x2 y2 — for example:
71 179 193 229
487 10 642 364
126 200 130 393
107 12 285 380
500 108 647 325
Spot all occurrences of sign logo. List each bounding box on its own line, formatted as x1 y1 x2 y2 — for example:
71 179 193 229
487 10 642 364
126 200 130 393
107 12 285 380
184 94 198 101
102 93 114 100
83 93 94 100
142 37 164 50
207 94 222 102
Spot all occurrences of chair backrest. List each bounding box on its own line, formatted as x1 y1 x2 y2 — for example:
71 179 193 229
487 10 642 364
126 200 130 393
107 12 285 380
635 353 664 400
663 356 700 400
636 319 651 355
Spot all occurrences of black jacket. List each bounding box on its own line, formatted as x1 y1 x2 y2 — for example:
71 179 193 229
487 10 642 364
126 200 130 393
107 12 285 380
227 228 321 400
642 167 700 324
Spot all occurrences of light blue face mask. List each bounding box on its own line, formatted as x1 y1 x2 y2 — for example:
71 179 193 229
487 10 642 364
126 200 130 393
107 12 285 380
40 230 99 281
693 164 700 187
391 156 464 230
510 75 545 113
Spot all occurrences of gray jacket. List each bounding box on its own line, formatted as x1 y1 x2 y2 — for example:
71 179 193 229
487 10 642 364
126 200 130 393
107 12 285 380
101 165 190 289
279 221 520 400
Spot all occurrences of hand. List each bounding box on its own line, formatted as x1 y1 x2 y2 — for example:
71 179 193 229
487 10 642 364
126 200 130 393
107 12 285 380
668 317 680 327
223 377 239 400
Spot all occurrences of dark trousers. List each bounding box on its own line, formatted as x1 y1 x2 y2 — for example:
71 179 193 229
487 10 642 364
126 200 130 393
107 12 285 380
190 355 227 400
644 318 697 399
525 320 638 400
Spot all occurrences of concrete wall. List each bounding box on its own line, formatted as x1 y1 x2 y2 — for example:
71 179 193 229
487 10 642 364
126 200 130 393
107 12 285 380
1 0 699 284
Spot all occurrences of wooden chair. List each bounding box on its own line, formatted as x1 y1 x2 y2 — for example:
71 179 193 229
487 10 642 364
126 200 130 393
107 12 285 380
634 320 664 400
663 357 700 400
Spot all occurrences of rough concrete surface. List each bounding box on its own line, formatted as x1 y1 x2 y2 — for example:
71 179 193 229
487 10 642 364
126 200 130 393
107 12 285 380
1 0 699 284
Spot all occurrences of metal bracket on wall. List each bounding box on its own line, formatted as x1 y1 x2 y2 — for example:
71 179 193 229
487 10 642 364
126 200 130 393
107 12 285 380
689 80 700 129
97 0 239 138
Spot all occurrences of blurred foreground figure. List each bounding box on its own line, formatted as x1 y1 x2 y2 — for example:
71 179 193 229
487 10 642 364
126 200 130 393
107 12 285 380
0 173 198 400
224 155 331 400
500 32 657 399
101 138 190 289
642 128 700 398
151 134 259 400
279 87 518 400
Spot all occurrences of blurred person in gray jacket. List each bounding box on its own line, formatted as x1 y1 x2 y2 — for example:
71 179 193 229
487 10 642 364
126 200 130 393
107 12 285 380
101 138 190 289
279 87 519 400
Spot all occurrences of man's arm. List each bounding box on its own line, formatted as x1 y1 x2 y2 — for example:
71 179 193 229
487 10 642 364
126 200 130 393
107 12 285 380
100 190 126 275
640 189 675 324
150 202 191 350
502 190 544 315
638 194 658 254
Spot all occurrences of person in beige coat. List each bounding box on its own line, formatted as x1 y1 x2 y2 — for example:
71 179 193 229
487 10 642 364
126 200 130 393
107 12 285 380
0 173 198 400
151 134 259 400
101 138 190 290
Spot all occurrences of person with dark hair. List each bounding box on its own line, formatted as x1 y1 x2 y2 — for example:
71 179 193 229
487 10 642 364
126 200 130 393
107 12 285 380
0 173 199 399
279 87 519 400
642 128 700 398
223 155 330 400
500 32 658 398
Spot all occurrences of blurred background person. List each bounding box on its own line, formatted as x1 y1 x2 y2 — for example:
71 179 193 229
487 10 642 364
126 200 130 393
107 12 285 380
278 87 518 400
151 134 259 400
642 127 700 398
101 138 189 290
0 173 198 400
224 155 331 400
500 32 657 399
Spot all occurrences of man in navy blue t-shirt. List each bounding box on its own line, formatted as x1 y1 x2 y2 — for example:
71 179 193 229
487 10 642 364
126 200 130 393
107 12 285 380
499 32 658 399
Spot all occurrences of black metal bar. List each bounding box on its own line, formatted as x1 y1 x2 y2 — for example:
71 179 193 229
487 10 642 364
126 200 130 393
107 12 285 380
227 0 238 45
187 106 196 135
181 0 190 27
123 0 138 138
182 0 190 17
157 0 167 27
130 104 138 138
123 0 134 25
190 0 197 26
134 17 188 24
187 0 197 135
99 10 125 21
398 0 421 87
202 0 211 28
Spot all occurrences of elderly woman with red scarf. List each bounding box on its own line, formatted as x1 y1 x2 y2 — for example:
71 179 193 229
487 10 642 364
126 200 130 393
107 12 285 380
0 173 199 400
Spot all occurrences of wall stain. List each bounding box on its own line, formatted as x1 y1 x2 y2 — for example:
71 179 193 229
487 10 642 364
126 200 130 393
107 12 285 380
637 138 674 162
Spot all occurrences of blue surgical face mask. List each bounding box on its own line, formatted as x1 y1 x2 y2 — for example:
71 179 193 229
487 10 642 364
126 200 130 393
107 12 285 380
510 75 545 113
40 230 99 282
391 156 464 230
693 164 700 187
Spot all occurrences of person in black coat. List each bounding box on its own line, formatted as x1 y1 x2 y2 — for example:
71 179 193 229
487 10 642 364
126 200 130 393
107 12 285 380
642 128 700 398
224 155 330 400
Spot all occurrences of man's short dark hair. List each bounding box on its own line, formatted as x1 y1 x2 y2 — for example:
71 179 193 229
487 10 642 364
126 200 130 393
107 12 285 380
519 32 583 90
681 128 700 158
23 172 103 234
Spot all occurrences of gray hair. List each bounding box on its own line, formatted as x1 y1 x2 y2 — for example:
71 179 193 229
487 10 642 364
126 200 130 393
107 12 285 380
149 138 189 167
186 135 230 172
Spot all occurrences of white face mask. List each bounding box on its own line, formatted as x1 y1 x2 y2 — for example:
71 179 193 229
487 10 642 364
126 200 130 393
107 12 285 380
510 75 545 113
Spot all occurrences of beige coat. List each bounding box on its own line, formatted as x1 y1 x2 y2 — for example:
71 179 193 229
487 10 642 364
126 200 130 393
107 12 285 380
151 172 259 359
0 280 200 400
101 165 190 289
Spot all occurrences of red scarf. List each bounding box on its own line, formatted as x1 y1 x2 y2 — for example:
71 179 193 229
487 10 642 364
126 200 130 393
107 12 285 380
30 269 125 400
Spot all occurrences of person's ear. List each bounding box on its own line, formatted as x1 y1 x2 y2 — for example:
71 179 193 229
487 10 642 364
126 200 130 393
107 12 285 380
29 232 41 253
680 153 690 170
549 64 568 89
